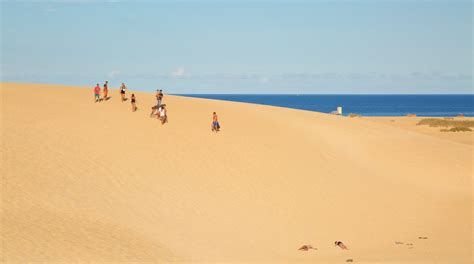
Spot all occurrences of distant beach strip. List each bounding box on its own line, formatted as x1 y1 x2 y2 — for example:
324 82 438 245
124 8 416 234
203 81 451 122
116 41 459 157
179 94 474 117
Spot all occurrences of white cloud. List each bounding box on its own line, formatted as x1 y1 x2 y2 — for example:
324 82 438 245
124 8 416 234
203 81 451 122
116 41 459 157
107 70 120 78
171 67 185 77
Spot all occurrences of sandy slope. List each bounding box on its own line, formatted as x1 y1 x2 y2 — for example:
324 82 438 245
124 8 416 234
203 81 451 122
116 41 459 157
364 116 474 146
1 83 472 263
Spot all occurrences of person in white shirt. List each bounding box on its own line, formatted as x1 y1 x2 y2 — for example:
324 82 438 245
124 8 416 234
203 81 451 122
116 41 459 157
158 105 167 125
120 83 127 102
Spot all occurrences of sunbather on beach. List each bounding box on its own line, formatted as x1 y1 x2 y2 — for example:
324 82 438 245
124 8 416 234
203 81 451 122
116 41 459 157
212 112 220 132
131 94 137 112
103 81 108 100
120 83 127 102
94 83 101 102
335 241 348 250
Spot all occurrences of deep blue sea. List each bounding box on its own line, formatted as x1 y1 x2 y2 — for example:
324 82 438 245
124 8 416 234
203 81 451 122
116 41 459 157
179 94 474 117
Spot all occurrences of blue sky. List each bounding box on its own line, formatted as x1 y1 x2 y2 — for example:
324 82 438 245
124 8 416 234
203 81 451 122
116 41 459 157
1 0 472 93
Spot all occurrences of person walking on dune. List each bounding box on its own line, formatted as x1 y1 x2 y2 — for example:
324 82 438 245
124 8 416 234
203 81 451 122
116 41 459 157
103 81 109 100
150 89 163 117
158 89 164 106
131 94 137 112
155 89 163 108
212 112 220 132
120 82 127 102
94 83 101 103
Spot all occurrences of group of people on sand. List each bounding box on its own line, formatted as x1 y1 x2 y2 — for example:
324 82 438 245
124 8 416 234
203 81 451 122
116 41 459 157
94 81 137 112
298 241 349 251
93 82 220 131
94 81 110 102
149 89 167 125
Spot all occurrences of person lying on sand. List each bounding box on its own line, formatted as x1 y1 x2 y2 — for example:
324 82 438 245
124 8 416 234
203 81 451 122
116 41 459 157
120 82 127 102
298 245 317 251
131 94 137 112
212 112 220 132
335 241 348 250
94 83 101 103
103 81 108 100
158 105 167 125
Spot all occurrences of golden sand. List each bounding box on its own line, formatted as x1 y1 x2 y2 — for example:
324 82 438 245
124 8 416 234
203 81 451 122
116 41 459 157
1 83 472 263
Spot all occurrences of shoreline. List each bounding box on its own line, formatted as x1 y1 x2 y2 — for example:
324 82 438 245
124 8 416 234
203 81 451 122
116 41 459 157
2 82 473 117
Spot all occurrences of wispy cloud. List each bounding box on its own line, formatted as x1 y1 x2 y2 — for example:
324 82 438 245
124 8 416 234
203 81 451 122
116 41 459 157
3 71 471 86
107 70 120 79
97 71 472 83
170 67 185 77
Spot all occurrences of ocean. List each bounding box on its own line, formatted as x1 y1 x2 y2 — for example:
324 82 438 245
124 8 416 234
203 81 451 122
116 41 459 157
179 94 474 117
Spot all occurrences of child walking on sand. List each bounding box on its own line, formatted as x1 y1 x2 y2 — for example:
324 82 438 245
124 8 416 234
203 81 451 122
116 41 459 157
131 94 137 112
212 112 220 132
103 81 109 100
94 83 101 102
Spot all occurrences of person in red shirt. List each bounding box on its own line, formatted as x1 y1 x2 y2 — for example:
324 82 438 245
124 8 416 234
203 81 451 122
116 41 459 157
93 83 101 102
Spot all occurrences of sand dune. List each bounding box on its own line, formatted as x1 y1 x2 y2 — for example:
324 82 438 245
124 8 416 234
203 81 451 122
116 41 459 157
1 83 472 263
364 116 474 146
